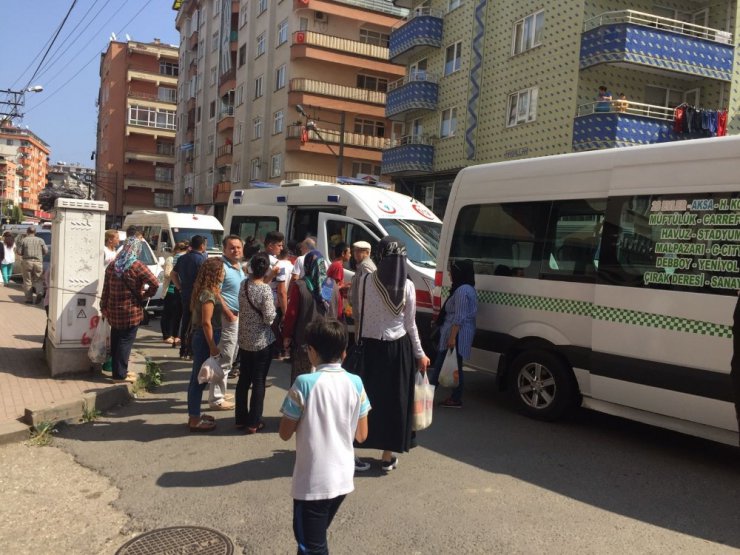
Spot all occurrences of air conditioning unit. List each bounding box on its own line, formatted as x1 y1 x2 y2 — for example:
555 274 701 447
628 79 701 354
314 11 327 22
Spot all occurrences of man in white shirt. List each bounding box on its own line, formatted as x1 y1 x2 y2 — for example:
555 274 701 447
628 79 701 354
290 236 316 284
102 230 120 267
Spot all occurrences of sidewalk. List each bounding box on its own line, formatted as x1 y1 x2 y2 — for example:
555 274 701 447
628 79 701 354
0 281 134 442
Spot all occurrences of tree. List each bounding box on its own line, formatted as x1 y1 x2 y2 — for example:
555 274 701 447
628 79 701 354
11 205 23 224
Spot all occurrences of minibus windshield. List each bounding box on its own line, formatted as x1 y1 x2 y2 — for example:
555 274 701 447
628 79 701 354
172 228 224 251
379 219 440 268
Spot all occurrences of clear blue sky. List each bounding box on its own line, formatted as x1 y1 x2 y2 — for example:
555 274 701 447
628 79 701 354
0 0 180 166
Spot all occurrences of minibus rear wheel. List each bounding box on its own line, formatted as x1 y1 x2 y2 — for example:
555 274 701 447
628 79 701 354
508 349 579 421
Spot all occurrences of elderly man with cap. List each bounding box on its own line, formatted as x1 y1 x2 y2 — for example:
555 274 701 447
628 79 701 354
16 226 48 304
349 240 375 339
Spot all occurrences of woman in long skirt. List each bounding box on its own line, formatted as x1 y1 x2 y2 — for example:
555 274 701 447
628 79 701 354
358 236 430 471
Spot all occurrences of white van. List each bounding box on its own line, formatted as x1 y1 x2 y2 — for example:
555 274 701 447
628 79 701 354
123 210 224 259
116 230 165 317
223 179 441 340
437 136 739 446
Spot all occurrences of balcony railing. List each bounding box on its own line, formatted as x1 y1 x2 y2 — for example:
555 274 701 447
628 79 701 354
392 7 446 29
387 71 439 92
583 10 732 44
293 31 390 61
283 171 337 183
219 106 235 120
287 125 389 149
576 100 674 120
217 144 233 157
127 118 176 131
331 0 408 17
381 135 434 174
127 90 177 104
219 68 236 87
289 78 386 104
389 8 444 62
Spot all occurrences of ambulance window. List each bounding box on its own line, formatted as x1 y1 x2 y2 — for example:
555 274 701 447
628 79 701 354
326 220 349 249
230 216 278 249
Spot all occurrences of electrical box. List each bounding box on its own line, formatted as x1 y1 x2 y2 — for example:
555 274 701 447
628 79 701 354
46 198 108 376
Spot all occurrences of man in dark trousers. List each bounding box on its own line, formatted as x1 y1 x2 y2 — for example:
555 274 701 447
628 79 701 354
171 235 208 359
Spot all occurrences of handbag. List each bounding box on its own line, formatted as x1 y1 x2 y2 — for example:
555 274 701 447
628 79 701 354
438 347 459 388
245 282 280 340
342 274 368 376
412 371 435 431
88 317 110 364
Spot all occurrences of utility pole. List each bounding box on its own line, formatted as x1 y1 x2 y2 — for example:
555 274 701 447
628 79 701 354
0 86 44 123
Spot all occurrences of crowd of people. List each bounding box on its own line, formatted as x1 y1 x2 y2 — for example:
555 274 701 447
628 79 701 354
96 228 479 553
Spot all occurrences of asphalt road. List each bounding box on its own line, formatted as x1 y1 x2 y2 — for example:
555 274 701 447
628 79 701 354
3 324 740 554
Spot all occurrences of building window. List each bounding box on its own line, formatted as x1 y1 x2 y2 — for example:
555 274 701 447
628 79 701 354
512 10 544 55
275 65 286 90
159 61 179 76
444 41 462 75
155 167 174 182
359 28 389 47
299 17 309 31
351 161 381 177
251 158 261 180
214 0 220 15
207 134 214 154
156 141 175 155
211 31 219 52
239 3 248 27
254 75 264 98
209 100 216 119
277 19 289 46
157 87 177 102
154 193 173 208
270 154 282 177
448 0 462 11
354 118 385 137
507 87 538 127
440 107 457 138
238 44 246 67
235 84 244 106
256 33 265 57
273 110 284 134
236 121 243 144
198 39 204 59
232 161 241 182
210 66 217 86
128 105 176 130
253 117 263 139
257 0 267 14
356 74 388 92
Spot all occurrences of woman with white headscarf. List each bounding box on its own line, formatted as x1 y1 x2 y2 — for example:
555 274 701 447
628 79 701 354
356 236 430 471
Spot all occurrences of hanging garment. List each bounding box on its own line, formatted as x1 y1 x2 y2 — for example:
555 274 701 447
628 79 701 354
718 110 728 136
707 110 718 135
673 106 685 133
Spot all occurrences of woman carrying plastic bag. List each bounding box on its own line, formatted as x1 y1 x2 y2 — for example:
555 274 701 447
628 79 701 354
88 317 110 364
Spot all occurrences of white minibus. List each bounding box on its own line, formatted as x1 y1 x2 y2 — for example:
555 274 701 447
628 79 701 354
437 136 739 446
123 210 224 259
223 179 441 341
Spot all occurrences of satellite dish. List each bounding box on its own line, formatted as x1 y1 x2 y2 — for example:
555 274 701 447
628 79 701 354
125 34 131 41
110 32 117 41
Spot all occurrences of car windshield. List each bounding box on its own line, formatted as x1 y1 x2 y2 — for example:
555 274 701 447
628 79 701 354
172 228 224 251
378 218 440 268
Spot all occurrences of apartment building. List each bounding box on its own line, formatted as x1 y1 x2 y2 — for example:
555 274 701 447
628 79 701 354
173 0 407 220
96 39 179 226
385 0 740 216
0 123 51 220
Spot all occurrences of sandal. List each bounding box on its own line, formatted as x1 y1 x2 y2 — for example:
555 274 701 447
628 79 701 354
246 421 266 434
164 337 174 344
189 417 216 432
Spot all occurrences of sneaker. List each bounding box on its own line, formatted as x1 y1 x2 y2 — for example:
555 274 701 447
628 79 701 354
381 457 398 472
354 457 371 472
439 398 462 409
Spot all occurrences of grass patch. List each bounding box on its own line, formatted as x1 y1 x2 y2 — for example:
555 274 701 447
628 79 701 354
28 420 57 446
81 401 101 422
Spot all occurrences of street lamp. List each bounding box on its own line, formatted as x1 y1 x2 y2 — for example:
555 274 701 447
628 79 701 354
295 104 346 178
0 85 44 123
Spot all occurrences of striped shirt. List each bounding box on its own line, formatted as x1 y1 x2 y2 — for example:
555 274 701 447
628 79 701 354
437 284 477 359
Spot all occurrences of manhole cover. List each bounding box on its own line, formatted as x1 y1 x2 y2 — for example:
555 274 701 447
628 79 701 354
115 526 234 555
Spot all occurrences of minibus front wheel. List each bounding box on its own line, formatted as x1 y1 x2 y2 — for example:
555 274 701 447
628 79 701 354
508 349 579 421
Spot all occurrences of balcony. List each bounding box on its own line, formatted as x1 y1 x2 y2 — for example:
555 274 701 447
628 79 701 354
288 78 387 118
127 70 178 87
389 8 444 64
124 150 175 164
385 72 439 120
572 101 719 151
216 144 233 166
286 125 385 162
123 176 174 191
291 32 403 75
213 181 232 204
581 10 734 81
219 68 236 96
217 107 234 133
284 171 337 183
381 135 434 175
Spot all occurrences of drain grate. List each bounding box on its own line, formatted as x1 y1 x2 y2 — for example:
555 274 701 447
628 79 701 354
115 526 234 555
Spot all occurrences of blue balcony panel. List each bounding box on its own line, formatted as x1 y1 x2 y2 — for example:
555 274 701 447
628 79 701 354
386 80 438 119
580 24 733 81
573 113 708 152
389 15 443 63
382 143 434 175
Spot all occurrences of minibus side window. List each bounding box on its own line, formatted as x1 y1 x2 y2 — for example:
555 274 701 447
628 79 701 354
449 202 548 277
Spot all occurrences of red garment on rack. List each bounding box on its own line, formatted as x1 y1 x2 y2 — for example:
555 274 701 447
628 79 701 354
717 110 728 136
673 107 685 133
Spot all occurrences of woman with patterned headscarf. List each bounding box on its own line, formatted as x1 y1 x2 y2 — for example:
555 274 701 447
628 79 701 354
100 237 159 383
356 236 430 472
282 249 341 384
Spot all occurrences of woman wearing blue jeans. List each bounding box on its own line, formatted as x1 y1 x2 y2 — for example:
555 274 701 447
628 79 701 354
186 257 225 432
430 259 477 408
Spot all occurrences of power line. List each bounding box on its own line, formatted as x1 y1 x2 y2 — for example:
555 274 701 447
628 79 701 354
23 0 79 90
25 0 154 115
34 0 108 82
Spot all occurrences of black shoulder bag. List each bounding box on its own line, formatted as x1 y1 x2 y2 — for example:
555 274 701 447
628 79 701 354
342 274 368 376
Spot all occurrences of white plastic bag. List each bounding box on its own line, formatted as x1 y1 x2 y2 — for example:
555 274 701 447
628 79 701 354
412 371 435 431
88 318 110 364
198 356 224 384
438 348 459 388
